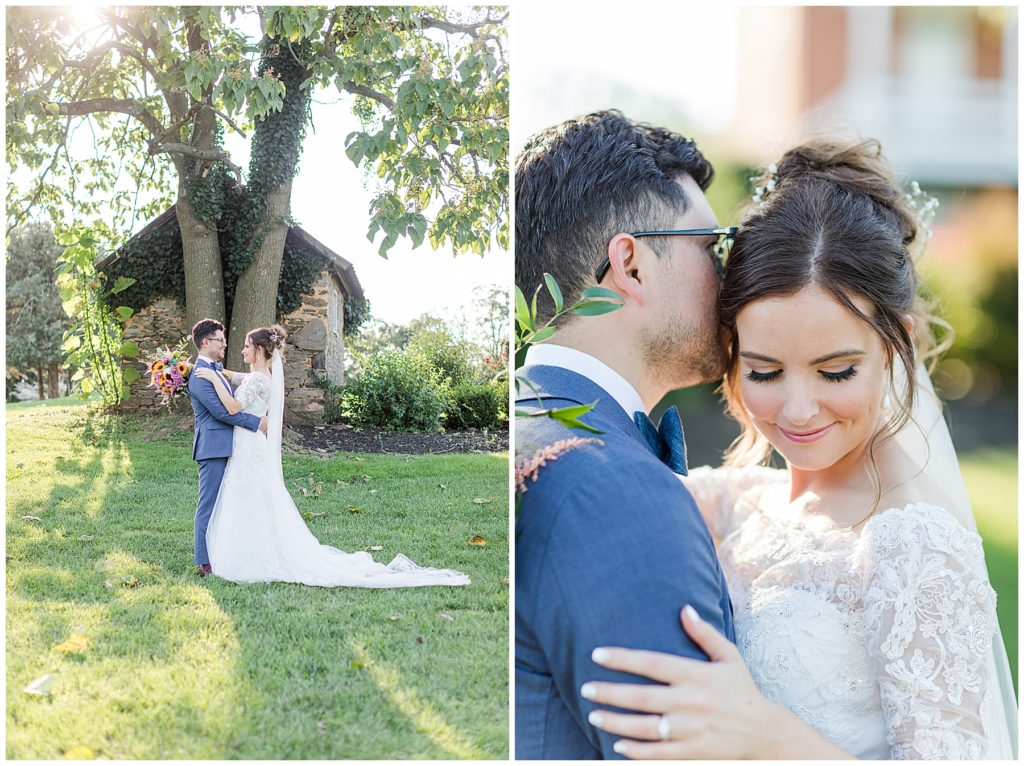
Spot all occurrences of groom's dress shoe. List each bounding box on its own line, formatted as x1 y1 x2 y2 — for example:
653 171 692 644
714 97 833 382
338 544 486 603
197 564 212 577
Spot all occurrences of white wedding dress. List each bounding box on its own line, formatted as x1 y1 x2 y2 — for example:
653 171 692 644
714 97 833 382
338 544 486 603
206 353 470 588
685 465 1004 759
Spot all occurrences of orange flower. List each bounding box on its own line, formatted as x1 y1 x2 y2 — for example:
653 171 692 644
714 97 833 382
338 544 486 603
176 362 188 374
152 360 166 372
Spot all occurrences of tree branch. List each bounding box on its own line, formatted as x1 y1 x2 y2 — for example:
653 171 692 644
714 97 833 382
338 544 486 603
149 142 243 182
342 81 395 110
419 12 508 37
55 97 165 139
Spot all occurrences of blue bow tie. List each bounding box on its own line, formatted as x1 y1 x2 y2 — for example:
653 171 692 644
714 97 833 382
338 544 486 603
212 361 224 372
633 406 688 475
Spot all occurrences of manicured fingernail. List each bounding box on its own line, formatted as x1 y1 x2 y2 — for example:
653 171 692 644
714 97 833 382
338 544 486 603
580 682 597 699
613 741 628 755
588 710 604 727
684 604 701 623
592 647 611 663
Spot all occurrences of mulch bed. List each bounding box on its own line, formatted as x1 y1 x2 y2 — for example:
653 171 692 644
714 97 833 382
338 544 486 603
286 422 508 455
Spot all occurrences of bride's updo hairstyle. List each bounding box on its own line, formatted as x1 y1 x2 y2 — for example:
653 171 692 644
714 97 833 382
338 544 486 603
720 138 949 468
247 324 288 361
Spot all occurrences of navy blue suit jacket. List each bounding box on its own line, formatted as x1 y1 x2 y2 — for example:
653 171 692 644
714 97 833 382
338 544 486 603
188 359 261 461
515 365 735 759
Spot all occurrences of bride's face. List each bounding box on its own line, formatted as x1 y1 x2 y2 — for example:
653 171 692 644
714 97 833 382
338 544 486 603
735 284 889 475
242 335 255 365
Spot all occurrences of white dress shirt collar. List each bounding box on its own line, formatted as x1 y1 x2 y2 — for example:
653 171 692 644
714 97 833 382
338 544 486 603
197 355 218 366
523 343 646 418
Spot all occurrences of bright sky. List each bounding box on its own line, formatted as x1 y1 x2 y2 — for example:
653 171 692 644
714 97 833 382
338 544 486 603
512 5 739 155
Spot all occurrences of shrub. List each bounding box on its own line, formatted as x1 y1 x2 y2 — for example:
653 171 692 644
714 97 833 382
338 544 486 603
445 381 505 430
342 348 447 432
407 324 475 387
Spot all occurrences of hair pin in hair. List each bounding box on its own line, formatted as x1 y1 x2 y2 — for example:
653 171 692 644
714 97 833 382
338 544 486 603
904 180 939 241
751 163 778 208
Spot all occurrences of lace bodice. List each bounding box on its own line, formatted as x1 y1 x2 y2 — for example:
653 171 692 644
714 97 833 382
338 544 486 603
234 372 271 416
685 466 999 759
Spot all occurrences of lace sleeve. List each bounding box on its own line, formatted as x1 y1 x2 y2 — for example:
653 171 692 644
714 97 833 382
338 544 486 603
682 465 785 540
236 373 270 412
860 505 999 759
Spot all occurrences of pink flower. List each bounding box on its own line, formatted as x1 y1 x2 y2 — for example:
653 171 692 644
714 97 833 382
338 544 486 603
514 437 604 495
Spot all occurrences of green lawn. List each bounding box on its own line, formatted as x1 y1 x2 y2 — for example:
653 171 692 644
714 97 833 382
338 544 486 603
961 447 1018 692
6 400 508 759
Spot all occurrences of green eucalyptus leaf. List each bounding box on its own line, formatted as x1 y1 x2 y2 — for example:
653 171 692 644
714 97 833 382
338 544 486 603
573 300 624 317
543 273 564 314
579 286 624 302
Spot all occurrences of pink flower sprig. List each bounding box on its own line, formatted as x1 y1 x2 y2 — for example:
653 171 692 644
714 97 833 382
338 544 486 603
514 437 604 495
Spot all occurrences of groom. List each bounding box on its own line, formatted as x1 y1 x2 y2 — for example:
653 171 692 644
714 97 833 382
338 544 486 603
515 111 736 758
188 318 266 577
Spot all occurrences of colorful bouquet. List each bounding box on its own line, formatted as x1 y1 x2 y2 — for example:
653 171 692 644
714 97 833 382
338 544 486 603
145 337 194 405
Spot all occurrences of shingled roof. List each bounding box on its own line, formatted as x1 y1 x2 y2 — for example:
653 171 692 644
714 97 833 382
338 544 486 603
96 205 365 305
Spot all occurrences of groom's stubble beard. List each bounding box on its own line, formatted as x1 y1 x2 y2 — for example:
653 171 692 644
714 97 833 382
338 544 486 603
642 297 728 391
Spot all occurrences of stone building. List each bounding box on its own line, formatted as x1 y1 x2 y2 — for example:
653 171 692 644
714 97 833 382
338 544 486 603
97 208 365 424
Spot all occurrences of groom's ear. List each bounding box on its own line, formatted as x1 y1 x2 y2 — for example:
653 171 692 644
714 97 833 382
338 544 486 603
604 233 646 305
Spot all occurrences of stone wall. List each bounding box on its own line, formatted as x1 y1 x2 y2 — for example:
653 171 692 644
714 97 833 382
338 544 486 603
119 270 345 425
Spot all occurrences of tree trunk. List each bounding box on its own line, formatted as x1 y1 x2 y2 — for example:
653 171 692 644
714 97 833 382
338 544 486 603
227 181 293 369
178 186 226 334
176 11 227 335
36 367 44 400
47 363 60 399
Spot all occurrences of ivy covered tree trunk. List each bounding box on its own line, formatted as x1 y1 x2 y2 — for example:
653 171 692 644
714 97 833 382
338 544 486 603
178 189 227 332
226 39 310 370
177 14 228 334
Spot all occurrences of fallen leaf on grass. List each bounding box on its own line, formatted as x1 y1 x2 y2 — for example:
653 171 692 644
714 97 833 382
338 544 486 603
471 498 494 505
347 505 363 514
347 456 365 462
416 636 424 644
77 535 95 541
24 674 55 696
15 462 25 468
20 515 42 522
467 535 488 546
302 511 327 520
501 578 510 587
439 611 455 622
53 634 89 655
360 475 373 483
62 745 95 760
438 483 448 491
121 576 140 588
316 721 327 735
366 545 383 552
348 659 364 670
102 581 115 590
368 489 378 494
388 614 400 621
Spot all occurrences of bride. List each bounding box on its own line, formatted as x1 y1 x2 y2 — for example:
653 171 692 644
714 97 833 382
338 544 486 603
581 139 1016 758
193 324 470 588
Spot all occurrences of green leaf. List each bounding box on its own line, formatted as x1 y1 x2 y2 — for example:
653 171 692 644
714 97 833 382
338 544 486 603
526 326 555 344
122 367 141 384
110 276 137 296
514 286 534 332
115 306 134 321
549 412 603 434
544 401 597 421
574 300 624 317
579 286 624 302
543 273 564 314
119 341 140 357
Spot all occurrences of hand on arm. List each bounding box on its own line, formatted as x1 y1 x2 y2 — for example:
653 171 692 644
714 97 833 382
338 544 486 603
585 608 854 759
193 367 243 414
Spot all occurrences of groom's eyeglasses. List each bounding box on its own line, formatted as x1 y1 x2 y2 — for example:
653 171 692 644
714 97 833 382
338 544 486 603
594 226 738 283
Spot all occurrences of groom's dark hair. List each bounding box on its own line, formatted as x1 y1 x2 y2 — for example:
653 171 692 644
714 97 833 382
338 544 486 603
516 110 714 324
192 318 225 351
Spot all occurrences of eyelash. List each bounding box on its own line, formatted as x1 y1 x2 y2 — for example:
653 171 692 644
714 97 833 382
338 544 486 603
745 366 859 384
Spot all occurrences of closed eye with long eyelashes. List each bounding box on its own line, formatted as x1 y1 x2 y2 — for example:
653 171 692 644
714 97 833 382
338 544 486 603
745 366 859 384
